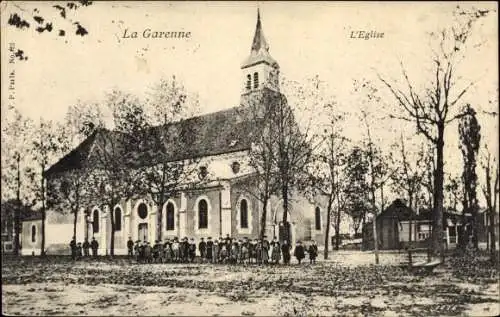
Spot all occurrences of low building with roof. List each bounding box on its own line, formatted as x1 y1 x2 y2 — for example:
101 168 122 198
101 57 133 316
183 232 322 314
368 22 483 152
362 199 472 251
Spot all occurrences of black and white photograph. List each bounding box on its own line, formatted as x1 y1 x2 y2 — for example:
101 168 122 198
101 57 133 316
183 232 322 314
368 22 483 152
1 1 498 316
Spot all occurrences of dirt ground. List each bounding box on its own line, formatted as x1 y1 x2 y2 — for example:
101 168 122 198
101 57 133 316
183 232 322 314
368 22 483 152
2 251 498 316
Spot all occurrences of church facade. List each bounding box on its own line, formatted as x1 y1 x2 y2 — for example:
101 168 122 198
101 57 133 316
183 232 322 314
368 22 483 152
20 11 327 256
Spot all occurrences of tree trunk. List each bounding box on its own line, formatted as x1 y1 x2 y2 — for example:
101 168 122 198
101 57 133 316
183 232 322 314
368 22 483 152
157 203 163 241
109 205 115 256
324 195 334 259
433 125 445 262
489 209 496 262
372 211 379 264
14 154 21 256
73 209 78 239
41 210 46 256
471 204 479 250
260 197 268 241
281 183 289 243
408 197 413 268
370 179 379 264
41 170 46 256
335 208 341 250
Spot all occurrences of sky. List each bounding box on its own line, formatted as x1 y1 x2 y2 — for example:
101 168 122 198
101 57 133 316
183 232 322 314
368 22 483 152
1 1 498 204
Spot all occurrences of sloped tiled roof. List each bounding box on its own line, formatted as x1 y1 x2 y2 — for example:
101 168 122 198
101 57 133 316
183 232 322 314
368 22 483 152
373 199 470 223
45 106 261 177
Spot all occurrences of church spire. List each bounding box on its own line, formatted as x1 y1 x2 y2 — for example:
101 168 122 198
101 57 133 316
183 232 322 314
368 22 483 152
241 9 279 70
251 9 269 53
241 9 280 94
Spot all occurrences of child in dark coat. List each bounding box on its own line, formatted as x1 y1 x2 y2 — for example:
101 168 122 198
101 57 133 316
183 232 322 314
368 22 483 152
308 240 318 264
294 241 305 264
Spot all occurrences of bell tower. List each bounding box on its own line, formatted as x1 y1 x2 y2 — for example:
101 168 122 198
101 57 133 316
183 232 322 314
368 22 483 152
241 9 280 95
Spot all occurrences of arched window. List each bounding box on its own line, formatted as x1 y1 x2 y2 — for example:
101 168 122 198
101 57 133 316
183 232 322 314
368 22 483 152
198 199 208 229
114 207 122 231
31 225 36 243
138 203 148 220
253 72 259 89
315 207 321 230
240 199 249 229
246 74 251 90
166 202 175 231
93 209 99 233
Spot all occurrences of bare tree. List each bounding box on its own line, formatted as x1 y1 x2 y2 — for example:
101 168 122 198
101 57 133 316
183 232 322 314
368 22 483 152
311 101 348 259
360 110 396 264
272 77 325 242
85 90 146 256
137 76 201 241
378 7 491 259
31 118 70 255
343 146 370 238
481 146 499 262
239 90 280 241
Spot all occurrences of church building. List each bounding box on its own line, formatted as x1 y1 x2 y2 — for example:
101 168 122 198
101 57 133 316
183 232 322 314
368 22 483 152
20 11 327 256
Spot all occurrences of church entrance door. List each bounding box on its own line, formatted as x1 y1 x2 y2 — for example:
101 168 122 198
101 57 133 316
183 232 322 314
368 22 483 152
138 223 148 242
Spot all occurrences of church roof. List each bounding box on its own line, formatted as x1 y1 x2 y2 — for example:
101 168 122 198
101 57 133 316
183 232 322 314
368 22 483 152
241 9 279 69
44 106 259 177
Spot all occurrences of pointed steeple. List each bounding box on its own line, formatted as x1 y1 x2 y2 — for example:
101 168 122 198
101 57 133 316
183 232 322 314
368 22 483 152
251 9 269 53
241 9 279 70
241 9 280 94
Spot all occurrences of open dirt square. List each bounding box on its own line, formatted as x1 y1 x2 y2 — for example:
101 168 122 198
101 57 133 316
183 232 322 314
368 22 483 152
2 251 499 316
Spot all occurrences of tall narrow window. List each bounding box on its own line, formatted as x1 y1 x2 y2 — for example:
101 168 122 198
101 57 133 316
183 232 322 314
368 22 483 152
240 199 249 229
198 199 208 229
31 225 36 243
93 210 99 233
166 202 175 231
315 207 321 230
138 203 148 219
253 72 259 89
246 74 251 90
114 207 122 231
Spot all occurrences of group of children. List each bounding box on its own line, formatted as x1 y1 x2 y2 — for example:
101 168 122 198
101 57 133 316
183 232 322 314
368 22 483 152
69 236 99 259
128 235 319 265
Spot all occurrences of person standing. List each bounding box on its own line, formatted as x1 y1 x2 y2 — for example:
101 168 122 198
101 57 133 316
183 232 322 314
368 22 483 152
249 239 257 264
294 241 305 264
180 237 189 263
213 239 220 264
206 237 213 263
153 240 161 263
76 242 83 260
172 238 180 262
240 237 249 264
82 238 90 257
262 236 270 264
144 242 152 263
230 240 239 264
134 240 141 262
281 240 291 265
308 240 318 264
199 238 207 263
256 240 263 265
189 238 196 263
127 237 134 257
164 239 172 263
90 237 99 257
271 237 281 264
70 236 77 260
